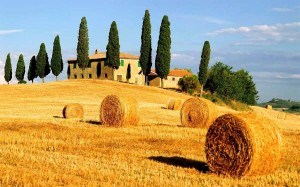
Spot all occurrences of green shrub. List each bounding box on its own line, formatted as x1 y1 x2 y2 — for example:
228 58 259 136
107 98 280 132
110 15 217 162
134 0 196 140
178 75 200 93
18 80 27 84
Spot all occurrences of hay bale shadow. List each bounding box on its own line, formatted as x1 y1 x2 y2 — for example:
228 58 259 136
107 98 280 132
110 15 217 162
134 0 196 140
83 120 102 126
148 156 210 173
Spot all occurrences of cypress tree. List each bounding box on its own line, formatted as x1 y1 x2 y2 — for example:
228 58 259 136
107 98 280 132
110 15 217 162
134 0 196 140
27 55 37 84
77 16 89 71
4 53 12 84
51 35 63 81
198 41 211 97
106 21 120 73
139 10 152 85
36 43 50 83
15 54 25 82
126 63 131 82
155 15 171 88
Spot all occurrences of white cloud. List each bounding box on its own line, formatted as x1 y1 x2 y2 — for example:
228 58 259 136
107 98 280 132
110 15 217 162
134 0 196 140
276 73 300 79
0 29 23 35
271 8 292 13
207 22 300 43
172 53 195 61
202 17 231 25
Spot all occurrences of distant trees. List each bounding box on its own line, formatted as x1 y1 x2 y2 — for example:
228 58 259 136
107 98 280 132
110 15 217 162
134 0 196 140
4 53 12 84
126 63 131 82
106 21 120 72
36 43 51 83
139 10 152 85
198 41 211 97
155 15 171 88
77 16 89 71
51 35 63 81
15 54 26 83
205 62 259 105
27 55 37 84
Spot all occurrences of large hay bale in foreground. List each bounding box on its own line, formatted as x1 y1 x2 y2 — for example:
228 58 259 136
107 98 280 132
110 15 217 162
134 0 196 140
180 97 218 128
166 99 182 110
100 95 139 127
205 113 282 178
63 103 84 119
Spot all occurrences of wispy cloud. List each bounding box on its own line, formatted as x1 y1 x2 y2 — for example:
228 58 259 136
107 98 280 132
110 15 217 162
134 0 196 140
276 73 300 79
0 29 23 35
176 15 231 25
207 22 300 43
271 8 292 13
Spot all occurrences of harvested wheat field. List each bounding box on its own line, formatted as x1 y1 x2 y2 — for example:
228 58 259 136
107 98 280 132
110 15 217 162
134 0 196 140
0 79 299 186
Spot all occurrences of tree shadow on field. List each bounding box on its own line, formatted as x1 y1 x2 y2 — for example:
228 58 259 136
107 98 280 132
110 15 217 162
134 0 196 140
53 116 64 119
148 156 210 173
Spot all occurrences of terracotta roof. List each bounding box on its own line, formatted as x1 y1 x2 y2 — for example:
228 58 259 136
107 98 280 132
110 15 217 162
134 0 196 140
168 69 193 77
68 51 139 62
148 69 193 77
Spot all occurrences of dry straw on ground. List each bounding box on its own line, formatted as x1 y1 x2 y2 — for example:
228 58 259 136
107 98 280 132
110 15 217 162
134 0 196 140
100 94 139 127
180 97 218 128
205 112 282 178
166 99 182 110
62 103 84 119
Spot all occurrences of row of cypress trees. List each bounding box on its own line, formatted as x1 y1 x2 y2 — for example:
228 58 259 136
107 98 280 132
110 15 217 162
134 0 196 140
76 10 171 87
4 35 63 84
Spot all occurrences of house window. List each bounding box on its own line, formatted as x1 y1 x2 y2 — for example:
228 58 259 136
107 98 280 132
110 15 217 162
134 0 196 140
172 77 176 81
120 59 124 66
138 61 141 67
105 73 108 78
73 63 77 68
81 74 84 79
74 74 77 79
89 74 92 78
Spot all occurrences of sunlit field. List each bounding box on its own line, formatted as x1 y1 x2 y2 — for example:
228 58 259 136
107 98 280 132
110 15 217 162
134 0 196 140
0 80 299 186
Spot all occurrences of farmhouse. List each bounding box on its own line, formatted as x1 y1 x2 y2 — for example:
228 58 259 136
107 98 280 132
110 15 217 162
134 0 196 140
148 69 193 88
67 50 192 88
67 50 143 84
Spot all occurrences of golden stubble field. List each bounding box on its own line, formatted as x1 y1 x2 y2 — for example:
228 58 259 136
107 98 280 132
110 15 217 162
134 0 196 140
0 79 299 186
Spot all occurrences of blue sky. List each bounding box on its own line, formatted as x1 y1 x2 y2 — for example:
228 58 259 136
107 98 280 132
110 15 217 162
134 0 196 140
0 0 299 102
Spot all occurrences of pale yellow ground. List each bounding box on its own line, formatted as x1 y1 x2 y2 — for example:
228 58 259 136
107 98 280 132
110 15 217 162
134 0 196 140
0 79 299 186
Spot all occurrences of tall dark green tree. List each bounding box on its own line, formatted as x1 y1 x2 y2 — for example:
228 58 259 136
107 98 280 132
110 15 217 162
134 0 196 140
27 55 37 84
126 63 131 82
155 15 171 88
139 10 152 85
106 21 120 75
51 35 63 81
4 53 12 84
77 16 89 71
15 54 25 82
198 41 211 97
36 43 51 83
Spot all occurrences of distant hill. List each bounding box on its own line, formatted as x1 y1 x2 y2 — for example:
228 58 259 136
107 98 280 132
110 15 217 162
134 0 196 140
258 98 300 114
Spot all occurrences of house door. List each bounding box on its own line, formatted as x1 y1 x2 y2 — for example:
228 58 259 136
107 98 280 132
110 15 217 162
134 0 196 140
117 75 122 81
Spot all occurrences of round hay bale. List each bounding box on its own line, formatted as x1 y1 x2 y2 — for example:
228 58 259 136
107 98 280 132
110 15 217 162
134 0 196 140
100 94 139 127
166 99 182 110
62 103 84 119
266 105 272 110
180 97 218 128
205 113 282 178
